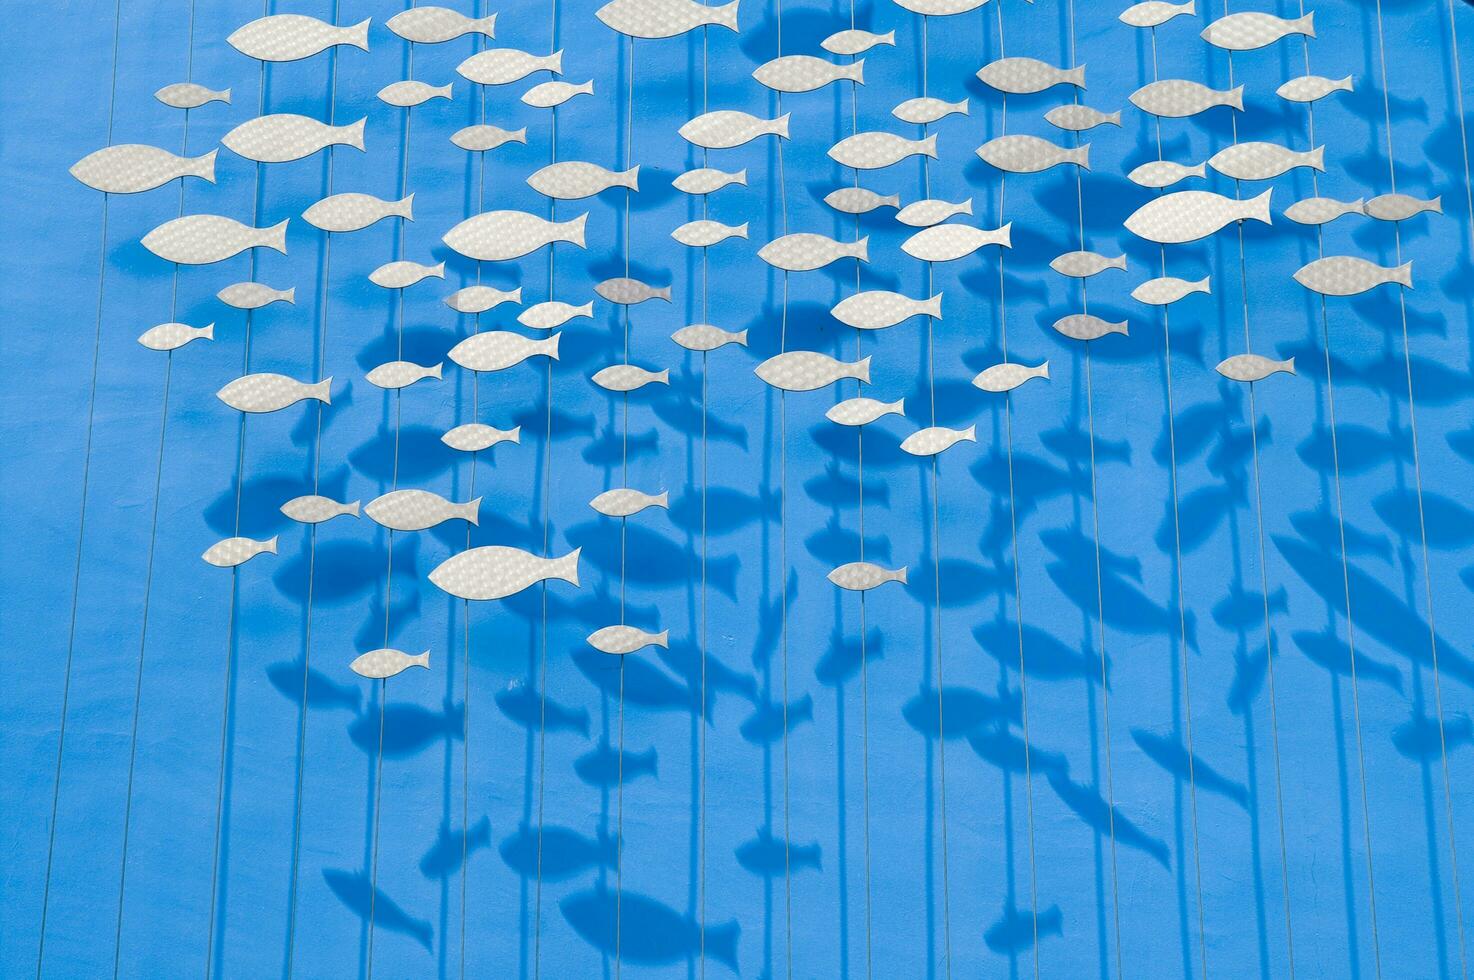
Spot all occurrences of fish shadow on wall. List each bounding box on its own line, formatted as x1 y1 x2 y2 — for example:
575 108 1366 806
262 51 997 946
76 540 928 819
560 883 740 971
322 868 432 952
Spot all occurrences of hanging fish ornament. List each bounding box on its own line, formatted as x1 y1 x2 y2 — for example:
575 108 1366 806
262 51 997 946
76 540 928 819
831 291 941 330
378 80 453 107
1216 353 1295 382
1050 251 1126 278
596 277 671 305
1132 276 1211 306
672 324 748 351
281 495 360 524
217 374 331 413
828 131 936 170
138 321 214 351
452 124 527 152
519 300 592 329
430 546 582 600
1124 189 1272 244
1276 74 1353 103
1127 160 1205 188
522 80 594 108
351 649 430 680
595 0 740 38
758 233 868 271
458 48 563 86
366 361 442 389
893 97 969 125
442 423 521 452
527 161 639 199
672 220 749 247
1044 104 1120 131
755 352 870 391
901 223 1011 262
303 193 413 232
1201 11 1313 51
680 111 789 149
826 397 905 426
369 260 444 290
1053 314 1128 341
202 536 278 568
822 28 894 55
142 215 287 265
1207 142 1323 181
896 198 972 227
443 210 587 260
892 0 987 17
1365 194 1442 222
1292 257 1412 296
218 282 295 309
70 145 216 194
592 364 670 391
587 625 669 655
386 7 498 43
1284 197 1365 225
366 489 481 531
753 55 863 94
976 135 1089 173
824 188 900 214
672 167 747 195
1129 80 1242 117
828 562 907 591
977 58 1084 95
1119 0 1196 28
446 285 522 314
155 82 231 109
227 14 370 62
590 488 669 517
973 361 1051 393
222 114 366 163
449 331 560 372
900 425 976 457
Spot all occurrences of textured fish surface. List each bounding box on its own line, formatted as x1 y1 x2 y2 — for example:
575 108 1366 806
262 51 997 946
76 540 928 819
671 324 748 351
351 649 431 680
430 546 582 600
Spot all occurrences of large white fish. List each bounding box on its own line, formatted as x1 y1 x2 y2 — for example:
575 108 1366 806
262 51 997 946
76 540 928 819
828 131 936 170
753 55 863 94
1053 315 1128 341
449 331 560 372
519 300 592 329
386 7 497 43
142 215 287 265
351 648 430 680
222 114 365 163
976 135 1089 173
218 282 294 309
596 0 739 38
522 80 593 108
366 361 442 389
451 124 527 152
155 82 231 109
587 625 669 655
70 145 216 194
672 220 748 247
901 223 1011 262
138 321 214 351
822 28 895 55
442 423 521 453
758 233 868 271
457 48 563 85
369 260 444 290
1124 189 1272 244
973 361 1049 393
1208 142 1323 181
378 80 454 107
590 488 669 517
828 562 907 591
592 364 669 391
826 397 904 426
443 210 587 261
280 495 360 524
900 424 975 457
896 198 972 227
1365 194 1442 222
831 290 941 330
679 111 789 149
446 285 522 314
202 536 278 568
1276 74 1353 103
1131 276 1211 306
1130 79 1242 118
303 192 413 232
893 97 968 125
977 57 1084 94
217 374 331 413
1292 256 1412 296
528 162 639 199
1201 11 1313 51
671 324 748 351
672 167 747 195
430 545 582 600
1216 353 1295 382
755 351 870 392
366 489 480 531
227 14 369 62
1119 0 1195 29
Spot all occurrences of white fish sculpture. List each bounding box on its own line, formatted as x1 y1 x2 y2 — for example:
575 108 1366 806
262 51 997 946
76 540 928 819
1050 251 1126 278
1216 353 1295 382
70 145 216 194
1124 189 1272 244
672 167 747 194
528 162 639 199
155 82 231 109
592 364 669 391
1119 0 1195 28
142 215 287 265
1208 143 1323 181
138 321 214 351
824 188 900 214
901 223 1011 262
1053 314 1128 341
672 220 748 247
222 114 365 163
828 562 907 591
828 131 936 170
588 625 669 655
1365 194 1442 222
900 424 975 457
977 135 1089 173
280 494 360 523
1292 257 1412 296
449 331 560 372
457 48 563 86
442 424 521 453
366 360 442 389
1044 104 1120 131
351 649 430 680
1130 80 1242 117
672 324 748 351
443 210 587 261
218 374 331 413
590 488 669 517
1127 160 1205 188
1276 75 1353 103
893 97 968 125
430 545 581 600
386 7 497 43
1201 11 1313 50
446 285 522 313
596 277 671 305
755 351 869 391
832 291 941 330
680 111 789 149
522 80 593 108
896 198 972 227
753 55 863 93
452 124 527 152
596 0 739 38
1132 276 1211 306
826 397 904 426
519 300 592 328
758 233 868 272
977 58 1084 95
303 192 413 232
369 260 444 289
378 80 453 107
973 361 1049 393
218 282 294 309
227 14 369 62
893 0 987 16
822 28 894 55
366 489 480 531
202 536 277 568
1283 197 1365 225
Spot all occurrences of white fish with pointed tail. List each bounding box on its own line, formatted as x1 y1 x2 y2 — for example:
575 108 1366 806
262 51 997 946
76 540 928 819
754 55 862 94
1208 143 1323 181
1293 257 1412 296
828 562 907 591
896 198 972 227
893 97 968 125
593 364 669 391
824 188 899 214
1119 0 1195 28
755 351 870 392
522 80 593 108
1202 11 1313 50
70 145 216 194
673 167 746 194
827 397 904 426
519 300 592 329
366 489 480 531
1050 251 1126 278
351 649 430 680
1132 276 1211 306
1130 80 1242 118
138 322 214 351
672 220 748 247
832 291 941 330
1045 104 1120 131
528 162 639 199
1277 74 1353 103
672 324 747 351
203 536 277 568
281 495 360 524
892 0 986 17
901 223 1011 262
1127 160 1205 188
218 282 294 309
828 131 936 170
443 210 587 261
446 285 521 314
1124 189 1272 244
303 193 412 232
155 83 231 109
143 215 287 265
1365 194 1442 222
366 361 442 389
218 374 331 413
442 423 520 453
378 80 453 107
1216 354 1295 382
1284 197 1364 225
452 124 527 152
590 488 668 517
597 277 671 305
458 48 562 85
449 331 560 373
223 114 365 163
973 361 1049 393
680 111 789 149
822 28 894 55
977 135 1089 173
386 7 497 43
1053 315 1128 341
901 425 976 457
977 58 1084 94
596 0 739 38
588 625 669 655
430 545 581 600
227 14 369 62
370 260 444 290
759 234 868 271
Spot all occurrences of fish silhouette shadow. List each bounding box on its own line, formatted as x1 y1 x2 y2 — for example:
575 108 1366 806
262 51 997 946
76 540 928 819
571 647 704 716
1039 423 1131 466
668 485 776 537
265 660 362 713
1226 643 1269 716
903 685 1021 741
974 618 1108 686
582 424 661 467
348 699 465 758
322 869 432 951
1393 713 1474 760
419 816 490 878
500 822 618 881
741 694 814 745
1045 769 1171 868
273 537 421 605
353 585 421 651
347 424 454 482
560 884 739 970
653 388 752 449
657 637 758 708
814 626 884 687
567 520 736 598
968 724 1069 775
1293 630 1404 692
1374 489 1474 550
904 556 1006 608
575 741 658 788
802 462 892 511
1211 584 1287 632
512 404 598 443
202 471 305 536
804 515 893 566
809 416 914 469
1296 423 1411 476
736 828 822 877
494 680 590 736
984 902 1063 954
1155 482 1240 554
1131 728 1248 807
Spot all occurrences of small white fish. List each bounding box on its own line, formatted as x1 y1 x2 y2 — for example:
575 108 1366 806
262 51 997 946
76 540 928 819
590 488 669 517
587 625 669 655
142 215 287 265
351 648 430 680
826 397 905 426
451 124 527 152
596 277 671 305
217 374 331 413
303 193 413 232
442 423 521 453
893 0 987 16
828 562 907 591
896 198 972 227
1053 314 1128 341
1365 194 1442 222
753 55 863 94
369 260 444 289
1127 160 1206 188
522 79 593 108
366 489 480 531
227 14 369 62
831 290 941 330
1208 143 1323 181
386 7 498 43
218 282 295 309
1119 0 1196 29
758 233 868 271
755 351 869 392
1283 197 1365 225
1202 11 1313 51
822 28 894 55
378 80 454 107
202 535 277 568
1131 276 1211 306
671 324 748 351
828 131 936 170
595 0 739 38
977 135 1088 174
1277 74 1353 103
592 364 669 391
70 145 216 194
155 82 231 109
824 187 900 214
1044 104 1121 132
977 57 1085 95
1217 353 1295 382
528 162 639 199
901 223 1011 263
1125 188 1272 244
281 495 360 524
679 111 789 149
672 220 748 247
900 424 976 457
1049 251 1126 278
138 321 214 351
1130 80 1242 118
518 300 592 329
892 97 969 125
457 48 563 86
449 331 560 372
430 545 581 600
973 361 1050 393
222 114 365 163
1293 257 1412 297
443 210 587 261
366 361 442 389
446 285 522 314
672 167 747 195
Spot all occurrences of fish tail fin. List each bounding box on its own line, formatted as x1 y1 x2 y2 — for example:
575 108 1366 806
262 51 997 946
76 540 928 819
545 333 562 360
852 236 870 262
1039 361 1052 380
281 287 297 304
1107 110 1122 126
314 377 333 404
1248 188 1273 225
921 132 939 158
508 426 523 444
1431 196 1445 214
1068 65 1087 89
264 535 280 555
962 424 977 443
620 165 640 190
655 369 671 384
202 322 216 340
849 60 865 84
713 0 741 31
194 148 219 183
896 566 910 585
998 221 1013 248
1110 254 1128 270
1336 75 1353 92
1283 357 1297 376
396 193 415 220
774 113 791 139
924 293 943 318
219 88 233 104
563 212 588 247
429 362 444 380
413 650 431 669
576 301 594 317
554 547 582 587
577 81 594 95
476 13 498 36
1072 143 1091 170
1190 162 1207 177
854 355 872 384
1298 12 1315 37
346 18 371 50
958 197 974 216
548 49 564 74
1350 198 1367 214
1307 145 1325 172
439 83 456 100
1227 85 1245 111
653 630 670 649
262 219 290 254
1183 0 1196 14
708 921 740 970
1194 276 1212 293
734 222 750 238
344 117 367 151
657 285 672 301
1395 262 1414 288
892 398 905 415
462 497 482 526
735 329 750 346
346 499 362 517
